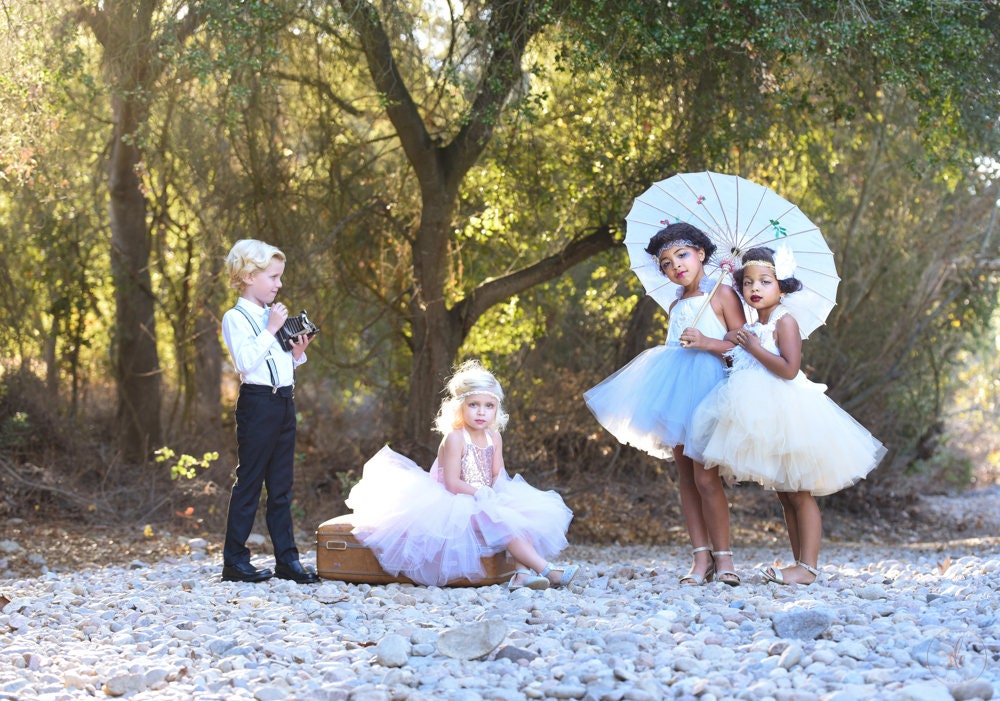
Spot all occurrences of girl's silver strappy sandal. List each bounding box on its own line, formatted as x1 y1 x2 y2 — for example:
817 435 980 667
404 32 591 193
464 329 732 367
760 560 818 586
679 545 715 585
540 563 579 589
712 550 741 587
508 568 549 591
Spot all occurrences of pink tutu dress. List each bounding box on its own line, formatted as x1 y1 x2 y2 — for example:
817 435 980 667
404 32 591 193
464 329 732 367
686 307 886 496
584 293 729 458
346 430 573 586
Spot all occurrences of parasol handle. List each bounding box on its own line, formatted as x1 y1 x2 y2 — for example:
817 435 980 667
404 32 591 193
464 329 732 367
690 274 727 328
680 266 733 347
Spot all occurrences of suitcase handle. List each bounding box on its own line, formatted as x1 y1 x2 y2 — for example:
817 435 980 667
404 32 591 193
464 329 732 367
324 540 348 551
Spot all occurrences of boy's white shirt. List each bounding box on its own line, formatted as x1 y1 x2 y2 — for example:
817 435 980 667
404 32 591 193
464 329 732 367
222 297 306 387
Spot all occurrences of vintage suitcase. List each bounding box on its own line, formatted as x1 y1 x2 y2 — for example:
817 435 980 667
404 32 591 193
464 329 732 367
316 514 515 586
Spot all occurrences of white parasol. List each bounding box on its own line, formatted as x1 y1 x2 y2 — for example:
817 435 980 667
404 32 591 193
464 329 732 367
624 171 839 338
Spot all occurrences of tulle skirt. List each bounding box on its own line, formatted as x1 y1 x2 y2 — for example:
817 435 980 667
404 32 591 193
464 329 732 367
584 344 728 459
686 369 886 496
345 447 572 586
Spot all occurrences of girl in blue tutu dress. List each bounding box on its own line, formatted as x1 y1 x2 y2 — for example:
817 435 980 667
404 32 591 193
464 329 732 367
584 223 747 586
688 246 886 585
347 360 577 590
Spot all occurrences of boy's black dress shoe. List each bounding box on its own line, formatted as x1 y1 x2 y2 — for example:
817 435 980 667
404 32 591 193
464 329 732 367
275 560 320 584
221 562 273 583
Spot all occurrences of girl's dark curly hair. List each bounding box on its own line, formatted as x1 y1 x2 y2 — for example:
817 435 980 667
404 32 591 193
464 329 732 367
644 222 717 262
733 246 803 294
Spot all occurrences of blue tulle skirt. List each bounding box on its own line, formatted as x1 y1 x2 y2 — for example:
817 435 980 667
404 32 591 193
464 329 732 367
584 344 728 459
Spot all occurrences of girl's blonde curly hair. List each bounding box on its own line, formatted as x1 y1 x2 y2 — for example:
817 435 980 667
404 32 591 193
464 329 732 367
433 360 509 435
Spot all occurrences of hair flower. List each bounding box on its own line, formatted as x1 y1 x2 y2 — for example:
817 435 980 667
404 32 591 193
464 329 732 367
773 245 797 280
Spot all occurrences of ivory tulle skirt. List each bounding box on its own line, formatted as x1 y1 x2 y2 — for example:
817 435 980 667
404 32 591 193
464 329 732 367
686 369 886 496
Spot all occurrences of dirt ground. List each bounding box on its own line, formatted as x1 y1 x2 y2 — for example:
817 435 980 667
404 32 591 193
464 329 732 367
1 485 984 582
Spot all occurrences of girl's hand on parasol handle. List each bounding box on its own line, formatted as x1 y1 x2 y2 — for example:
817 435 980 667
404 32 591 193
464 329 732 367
679 327 705 349
680 260 736 347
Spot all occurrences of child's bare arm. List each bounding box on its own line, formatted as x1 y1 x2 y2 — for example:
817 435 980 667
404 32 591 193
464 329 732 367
738 315 802 379
439 432 476 496
491 431 505 480
682 286 745 356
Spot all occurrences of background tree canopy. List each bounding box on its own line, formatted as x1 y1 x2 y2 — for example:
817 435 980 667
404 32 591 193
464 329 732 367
1 0 998 536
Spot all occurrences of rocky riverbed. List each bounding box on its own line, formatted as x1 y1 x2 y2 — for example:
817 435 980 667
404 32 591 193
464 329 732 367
1 490 999 701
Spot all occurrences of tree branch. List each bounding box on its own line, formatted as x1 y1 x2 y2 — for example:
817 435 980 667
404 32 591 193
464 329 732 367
73 5 109 47
337 0 436 183
270 70 363 116
453 224 616 333
444 0 543 182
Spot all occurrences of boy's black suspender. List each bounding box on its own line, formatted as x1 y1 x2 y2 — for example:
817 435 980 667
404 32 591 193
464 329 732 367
232 306 279 391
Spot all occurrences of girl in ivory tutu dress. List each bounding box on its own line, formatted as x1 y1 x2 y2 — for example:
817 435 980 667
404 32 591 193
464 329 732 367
584 223 747 586
346 360 577 590
687 246 886 585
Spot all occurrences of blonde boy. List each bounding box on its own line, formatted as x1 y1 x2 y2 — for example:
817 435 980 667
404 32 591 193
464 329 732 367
220 239 317 584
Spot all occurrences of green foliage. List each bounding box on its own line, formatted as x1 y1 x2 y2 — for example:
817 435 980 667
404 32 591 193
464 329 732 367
0 0 998 501
907 441 977 492
560 0 999 165
0 411 32 451
336 470 360 495
460 297 543 357
154 446 219 481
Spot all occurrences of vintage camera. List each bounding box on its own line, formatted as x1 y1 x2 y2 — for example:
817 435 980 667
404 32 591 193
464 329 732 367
276 309 319 351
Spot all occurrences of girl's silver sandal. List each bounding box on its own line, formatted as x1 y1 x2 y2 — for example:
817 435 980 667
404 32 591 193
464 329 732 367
540 563 580 588
712 550 741 587
508 568 549 591
679 546 715 585
760 561 817 586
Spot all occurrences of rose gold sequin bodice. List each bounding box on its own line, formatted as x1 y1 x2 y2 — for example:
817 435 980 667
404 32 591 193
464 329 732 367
460 431 495 489
430 430 495 488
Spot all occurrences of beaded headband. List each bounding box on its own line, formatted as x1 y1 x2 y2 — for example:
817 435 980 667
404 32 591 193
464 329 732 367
655 239 698 258
742 259 774 270
457 390 502 402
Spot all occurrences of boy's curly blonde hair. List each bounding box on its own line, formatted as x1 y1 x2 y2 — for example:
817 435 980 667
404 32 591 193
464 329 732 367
225 239 285 291
433 360 510 435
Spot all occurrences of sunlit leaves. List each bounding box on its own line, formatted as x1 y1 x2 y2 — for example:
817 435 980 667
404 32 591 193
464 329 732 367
0 0 998 477
460 296 542 357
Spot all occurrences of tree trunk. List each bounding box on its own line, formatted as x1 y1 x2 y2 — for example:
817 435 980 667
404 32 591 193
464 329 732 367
191 282 222 435
108 97 162 462
618 295 660 366
404 185 464 452
405 297 463 455
77 0 205 462
341 0 616 451
44 325 58 400
404 223 617 452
